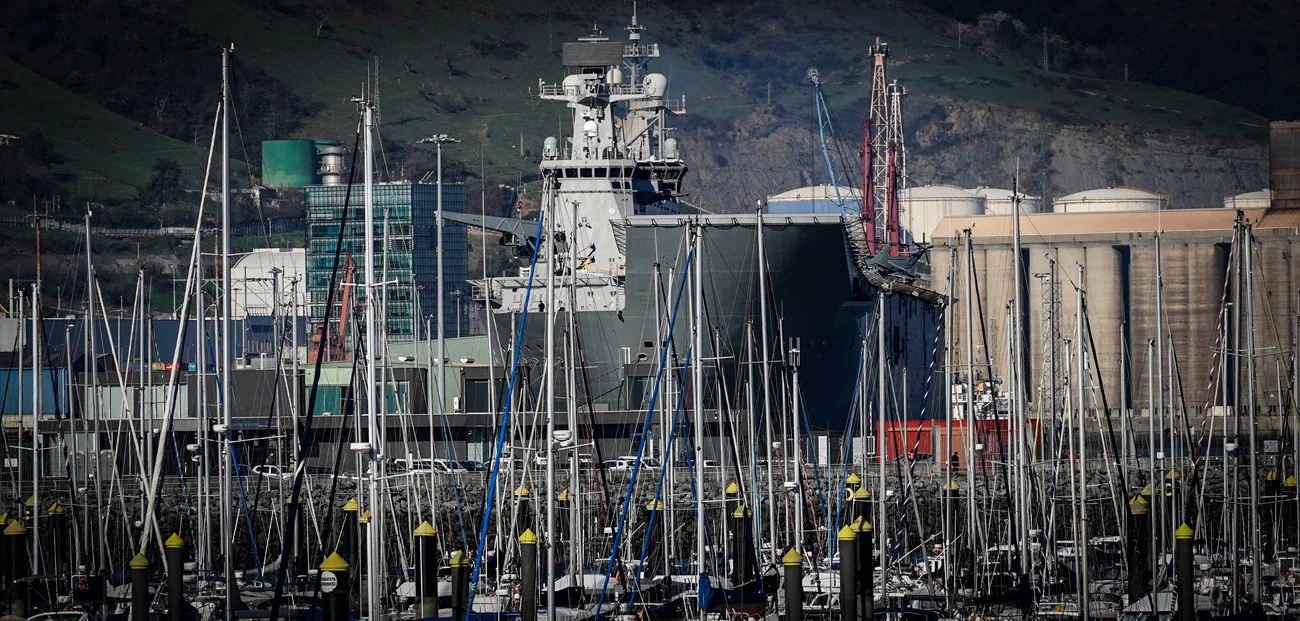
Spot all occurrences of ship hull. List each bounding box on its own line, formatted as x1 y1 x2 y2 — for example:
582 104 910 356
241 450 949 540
493 214 944 435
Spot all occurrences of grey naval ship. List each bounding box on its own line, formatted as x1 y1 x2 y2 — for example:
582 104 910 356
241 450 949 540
456 19 944 432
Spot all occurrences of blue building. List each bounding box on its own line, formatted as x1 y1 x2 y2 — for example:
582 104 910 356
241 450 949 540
306 181 468 345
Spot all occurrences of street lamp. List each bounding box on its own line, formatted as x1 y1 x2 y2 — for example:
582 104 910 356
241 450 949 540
451 289 464 337
417 135 459 357
416 135 457 504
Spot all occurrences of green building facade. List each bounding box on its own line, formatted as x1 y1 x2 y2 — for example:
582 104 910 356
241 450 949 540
305 181 468 346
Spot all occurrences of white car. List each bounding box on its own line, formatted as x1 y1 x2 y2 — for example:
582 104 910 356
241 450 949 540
252 464 293 479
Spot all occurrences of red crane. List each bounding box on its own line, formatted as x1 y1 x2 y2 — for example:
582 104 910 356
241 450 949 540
309 253 356 362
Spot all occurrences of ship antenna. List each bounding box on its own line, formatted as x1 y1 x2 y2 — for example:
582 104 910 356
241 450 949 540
627 0 644 41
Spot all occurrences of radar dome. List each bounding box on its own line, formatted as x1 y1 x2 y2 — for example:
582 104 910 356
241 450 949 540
562 74 585 92
607 67 623 85
543 137 558 159
663 138 679 160
643 73 668 98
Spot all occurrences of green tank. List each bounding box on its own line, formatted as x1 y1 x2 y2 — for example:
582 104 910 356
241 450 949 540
261 140 317 188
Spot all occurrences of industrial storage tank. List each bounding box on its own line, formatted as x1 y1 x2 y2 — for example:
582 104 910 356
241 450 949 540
317 143 349 186
261 140 317 188
970 187 1043 215
1223 189 1271 210
766 185 862 214
1052 187 1165 213
901 185 985 243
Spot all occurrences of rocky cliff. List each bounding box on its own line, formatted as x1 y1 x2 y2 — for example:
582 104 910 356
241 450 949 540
681 97 1266 212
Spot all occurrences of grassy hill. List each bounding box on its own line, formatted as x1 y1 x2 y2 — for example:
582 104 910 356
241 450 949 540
0 0 1270 308
1 0 1268 208
174 0 1264 186
0 55 210 201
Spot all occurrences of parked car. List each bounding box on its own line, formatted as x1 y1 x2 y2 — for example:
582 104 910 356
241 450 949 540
603 458 634 472
252 464 292 479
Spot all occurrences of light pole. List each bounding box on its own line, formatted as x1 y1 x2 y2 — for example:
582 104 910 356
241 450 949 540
417 134 458 527
418 135 459 373
451 289 464 337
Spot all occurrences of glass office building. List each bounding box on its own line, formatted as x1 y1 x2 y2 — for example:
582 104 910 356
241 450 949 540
306 181 468 348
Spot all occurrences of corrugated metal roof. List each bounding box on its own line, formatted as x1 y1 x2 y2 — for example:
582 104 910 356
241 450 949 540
932 207 1291 240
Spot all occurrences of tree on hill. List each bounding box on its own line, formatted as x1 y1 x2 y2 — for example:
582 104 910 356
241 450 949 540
140 158 183 208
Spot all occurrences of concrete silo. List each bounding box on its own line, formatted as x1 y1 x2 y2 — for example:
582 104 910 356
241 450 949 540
1125 240 1159 417
1083 245 1125 402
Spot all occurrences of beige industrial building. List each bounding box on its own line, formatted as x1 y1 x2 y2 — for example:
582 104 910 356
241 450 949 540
929 203 1300 415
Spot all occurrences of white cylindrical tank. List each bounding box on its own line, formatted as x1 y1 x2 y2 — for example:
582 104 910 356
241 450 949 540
1053 187 1165 213
1223 189 1270 209
970 187 1043 215
901 184 986 243
766 185 863 214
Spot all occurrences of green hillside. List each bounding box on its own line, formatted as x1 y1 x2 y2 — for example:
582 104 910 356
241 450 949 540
175 0 1264 185
0 55 209 201
1 0 1267 208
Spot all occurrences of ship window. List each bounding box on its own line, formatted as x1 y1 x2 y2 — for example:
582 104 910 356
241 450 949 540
580 168 592 178
595 168 607 177
565 169 577 178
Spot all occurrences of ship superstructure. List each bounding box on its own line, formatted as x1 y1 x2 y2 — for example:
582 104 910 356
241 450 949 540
476 24 687 317
464 15 944 429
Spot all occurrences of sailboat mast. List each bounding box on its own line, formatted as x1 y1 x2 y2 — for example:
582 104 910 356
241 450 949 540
196 245 209 578
1011 172 1030 588
567 192 582 584
1153 234 1166 562
1246 222 1261 602
1076 263 1089 616
692 221 706 618
544 184 557 621
362 99 384 621
757 207 777 565
876 288 887 579
31 284 41 575
219 45 235 618
85 211 106 571
943 244 955 609
790 337 803 553
1146 336 1159 600
963 230 977 575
